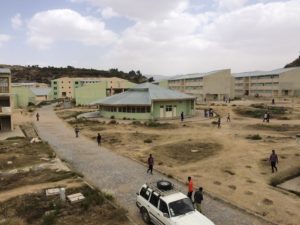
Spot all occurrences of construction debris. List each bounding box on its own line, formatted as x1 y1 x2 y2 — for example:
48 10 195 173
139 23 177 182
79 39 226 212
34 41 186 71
67 193 85 203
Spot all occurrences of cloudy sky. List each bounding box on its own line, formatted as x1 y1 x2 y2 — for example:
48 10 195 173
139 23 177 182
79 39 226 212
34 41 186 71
0 0 299 76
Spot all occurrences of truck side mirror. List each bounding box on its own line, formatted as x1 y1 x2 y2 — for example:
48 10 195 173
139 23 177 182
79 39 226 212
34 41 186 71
163 213 170 218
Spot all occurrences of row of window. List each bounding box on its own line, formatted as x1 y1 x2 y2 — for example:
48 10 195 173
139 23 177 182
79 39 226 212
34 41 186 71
101 106 151 113
140 187 169 214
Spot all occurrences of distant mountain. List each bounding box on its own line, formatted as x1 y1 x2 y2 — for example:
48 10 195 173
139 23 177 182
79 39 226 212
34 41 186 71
284 56 300 68
0 64 148 84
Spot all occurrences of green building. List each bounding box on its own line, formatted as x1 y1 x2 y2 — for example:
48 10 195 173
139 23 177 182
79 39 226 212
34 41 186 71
91 83 196 120
12 86 51 108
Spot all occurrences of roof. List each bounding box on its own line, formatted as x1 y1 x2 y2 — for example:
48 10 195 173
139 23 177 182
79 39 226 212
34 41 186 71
169 69 229 81
0 68 11 74
91 82 195 105
30 88 51 96
233 68 298 78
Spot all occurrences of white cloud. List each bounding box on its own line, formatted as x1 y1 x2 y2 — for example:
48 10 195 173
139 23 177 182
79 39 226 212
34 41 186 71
74 0 188 20
101 7 119 19
27 9 118 49
11 13 23 29
0 34 10 47
100 0 300 74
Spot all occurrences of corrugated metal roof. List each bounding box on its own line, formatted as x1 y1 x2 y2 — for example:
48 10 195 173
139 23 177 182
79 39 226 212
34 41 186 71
91 82 195 105
169 69 229 81
30 88 51 96
233 68 298 78
0 68 11 74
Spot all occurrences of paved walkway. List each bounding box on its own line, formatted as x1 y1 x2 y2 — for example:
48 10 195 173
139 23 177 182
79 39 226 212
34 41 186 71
35 105 272 225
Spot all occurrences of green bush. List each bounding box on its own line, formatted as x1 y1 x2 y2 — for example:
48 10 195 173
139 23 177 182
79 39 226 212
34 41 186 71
41 212 57 225
132 120 142 125
109 119 117 124
110 115 115 119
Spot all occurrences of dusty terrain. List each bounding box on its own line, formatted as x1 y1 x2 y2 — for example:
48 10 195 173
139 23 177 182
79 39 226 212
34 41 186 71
60 98 300 225
0 112 131 225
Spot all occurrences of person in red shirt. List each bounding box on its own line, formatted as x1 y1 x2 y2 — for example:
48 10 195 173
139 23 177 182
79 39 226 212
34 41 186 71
187 176 194 200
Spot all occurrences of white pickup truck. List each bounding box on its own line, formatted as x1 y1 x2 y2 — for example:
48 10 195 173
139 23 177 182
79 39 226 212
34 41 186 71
136 180 215 225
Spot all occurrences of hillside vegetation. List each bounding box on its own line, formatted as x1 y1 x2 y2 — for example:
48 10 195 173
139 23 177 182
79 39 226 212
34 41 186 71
0 64 149 84
284 56 300 68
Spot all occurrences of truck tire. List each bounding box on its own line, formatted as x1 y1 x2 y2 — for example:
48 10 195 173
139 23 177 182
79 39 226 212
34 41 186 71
157 180 173 191
141 207 151 224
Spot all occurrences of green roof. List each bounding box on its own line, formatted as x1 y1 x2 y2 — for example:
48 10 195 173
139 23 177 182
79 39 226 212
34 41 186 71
91 82 195 106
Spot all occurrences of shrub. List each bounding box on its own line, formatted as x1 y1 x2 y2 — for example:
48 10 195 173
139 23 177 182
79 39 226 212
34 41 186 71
41 212 57 225
246 134 262 140
110 115 115 119
132 120 141 125
144 139 152 143
211 121 218 125
109 119 117 124
123 117 127 120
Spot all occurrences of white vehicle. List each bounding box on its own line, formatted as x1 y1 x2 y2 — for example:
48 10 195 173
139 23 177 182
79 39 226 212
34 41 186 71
136 180 215 225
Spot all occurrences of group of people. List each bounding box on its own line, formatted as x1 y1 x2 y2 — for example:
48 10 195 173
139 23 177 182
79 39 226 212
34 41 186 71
204 108 214 118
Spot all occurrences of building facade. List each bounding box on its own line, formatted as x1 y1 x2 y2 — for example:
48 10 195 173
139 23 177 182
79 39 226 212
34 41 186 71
165 69 234 101
0 68 13 131
233 68 300 97
92 83 196 120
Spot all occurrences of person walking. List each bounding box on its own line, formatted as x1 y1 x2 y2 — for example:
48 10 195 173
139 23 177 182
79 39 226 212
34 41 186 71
181 112 184 122
194 187 204 213
263 112 268 122
36 113 40 121
227 113 231 122
74 126 80 138
217 117 221 128
267 112 270 123
187 176 194 200
269 150 279 173
272 98 275 105
97 133 102 147
147 154 154 174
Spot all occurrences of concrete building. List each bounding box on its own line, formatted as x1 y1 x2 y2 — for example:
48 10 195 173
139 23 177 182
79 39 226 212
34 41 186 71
91 83 196 120
51 77 135 103
233 68 300 97
12 86 51 108
166 69 234 101
0 68 13 131
12 82 49 88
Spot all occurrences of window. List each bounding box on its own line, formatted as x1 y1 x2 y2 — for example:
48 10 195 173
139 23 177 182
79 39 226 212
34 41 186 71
150 192 160 207
75 81 79 85
140 187 150 200
159 200 169 214
166 105 172 112
53 81 57 84
53 87 57 90
54 92 57 95
146 106 151 113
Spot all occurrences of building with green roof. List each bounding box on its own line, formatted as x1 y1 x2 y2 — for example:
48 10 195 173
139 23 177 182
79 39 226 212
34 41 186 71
91 83 196 120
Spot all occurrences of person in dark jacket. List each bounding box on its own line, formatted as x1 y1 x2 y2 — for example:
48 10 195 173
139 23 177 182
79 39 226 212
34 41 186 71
194 187 204 213
181 112 184 121
74 126 80 138
97 133 102 147
147 154 154 174
269 150 278 173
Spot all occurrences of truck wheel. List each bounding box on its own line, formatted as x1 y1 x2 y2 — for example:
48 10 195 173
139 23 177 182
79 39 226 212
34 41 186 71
141 208 151 224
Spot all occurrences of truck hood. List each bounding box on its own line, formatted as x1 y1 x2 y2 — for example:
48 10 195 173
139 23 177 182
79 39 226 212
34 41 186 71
171 211 215 225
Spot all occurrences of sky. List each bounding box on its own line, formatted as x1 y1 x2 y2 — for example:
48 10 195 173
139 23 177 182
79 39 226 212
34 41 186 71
0 0 300 76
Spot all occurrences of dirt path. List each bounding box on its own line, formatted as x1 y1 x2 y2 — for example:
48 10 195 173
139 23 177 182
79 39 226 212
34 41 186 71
0 179 82 202
34 105 274 225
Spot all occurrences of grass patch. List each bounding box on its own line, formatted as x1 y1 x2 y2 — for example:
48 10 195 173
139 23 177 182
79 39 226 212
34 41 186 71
144 120 177 129
152 140 222 164
248 124 300 132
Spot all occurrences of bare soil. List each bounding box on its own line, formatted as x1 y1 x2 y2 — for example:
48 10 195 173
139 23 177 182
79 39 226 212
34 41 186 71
66 98 300 225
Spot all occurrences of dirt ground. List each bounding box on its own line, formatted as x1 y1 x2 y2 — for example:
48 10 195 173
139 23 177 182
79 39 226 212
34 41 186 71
0 114 131 225
64 98 300 225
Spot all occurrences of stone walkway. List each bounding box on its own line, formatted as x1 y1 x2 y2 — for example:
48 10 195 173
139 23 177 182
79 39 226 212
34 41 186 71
35 105 273 225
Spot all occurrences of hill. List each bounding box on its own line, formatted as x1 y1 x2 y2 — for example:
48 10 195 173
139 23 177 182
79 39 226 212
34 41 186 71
0 64 149 84
284 56 300 68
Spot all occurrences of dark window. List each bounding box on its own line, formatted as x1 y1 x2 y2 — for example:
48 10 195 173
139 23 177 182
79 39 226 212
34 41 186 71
53 87 57 90
159 200 169 214
150 192 160 208
140 187 150 201
54 92 57 95
146 106 151 113
53 81 57 84
75 81 79 84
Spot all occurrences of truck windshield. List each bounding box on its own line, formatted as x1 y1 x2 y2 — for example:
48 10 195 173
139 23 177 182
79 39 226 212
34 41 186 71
168 198 194 217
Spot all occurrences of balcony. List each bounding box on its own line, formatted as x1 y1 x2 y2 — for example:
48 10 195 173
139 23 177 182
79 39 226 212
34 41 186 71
0 107 11 114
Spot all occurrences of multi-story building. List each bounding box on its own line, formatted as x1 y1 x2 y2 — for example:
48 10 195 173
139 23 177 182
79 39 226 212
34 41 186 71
0 68 13 131
167 69 234 101
51 77 135 99
233 68 300 97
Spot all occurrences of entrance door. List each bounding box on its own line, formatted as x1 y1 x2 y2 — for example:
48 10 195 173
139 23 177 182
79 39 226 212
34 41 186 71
172 106 177 117
165 105 173 118
160 106 164 118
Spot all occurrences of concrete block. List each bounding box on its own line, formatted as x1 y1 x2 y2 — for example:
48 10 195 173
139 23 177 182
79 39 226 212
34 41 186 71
46 188 60 196
67 193 85 203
